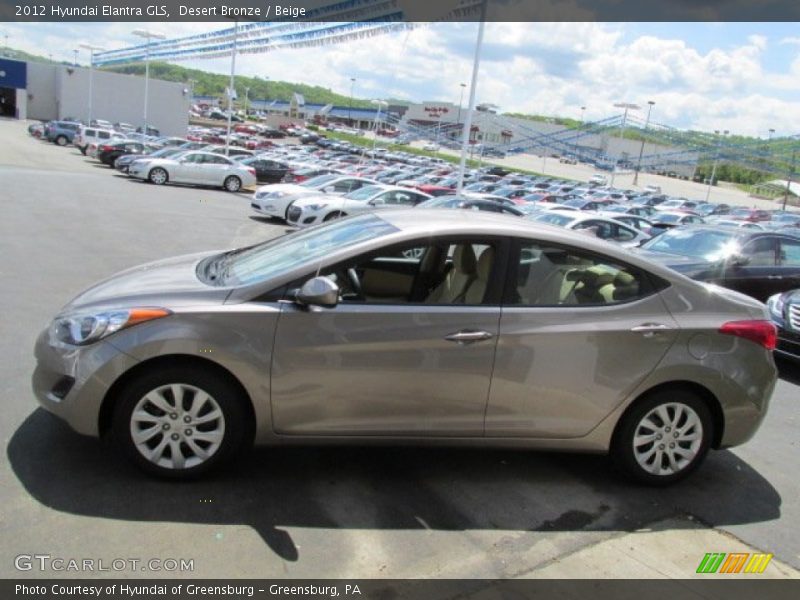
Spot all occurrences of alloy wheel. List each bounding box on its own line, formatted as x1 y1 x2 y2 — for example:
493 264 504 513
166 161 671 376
632 402 703 476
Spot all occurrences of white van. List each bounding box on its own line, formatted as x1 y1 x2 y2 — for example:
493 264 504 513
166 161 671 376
74 127 126 155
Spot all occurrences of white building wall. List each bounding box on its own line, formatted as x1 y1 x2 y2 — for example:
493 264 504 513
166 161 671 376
25 62 58 121
54 66 189 136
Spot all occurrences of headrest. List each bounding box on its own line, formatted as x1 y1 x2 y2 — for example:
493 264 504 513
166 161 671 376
614 271 636 286
566 267 613 287
453 245 477 274
477 247 494 279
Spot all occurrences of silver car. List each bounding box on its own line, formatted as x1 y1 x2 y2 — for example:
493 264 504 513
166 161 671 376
286 185 431 228
33 211 777 484
128 151 257 192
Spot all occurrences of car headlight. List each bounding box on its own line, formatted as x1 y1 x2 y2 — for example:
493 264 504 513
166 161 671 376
50 308 171 346
306 204 327 211
766 294 785 319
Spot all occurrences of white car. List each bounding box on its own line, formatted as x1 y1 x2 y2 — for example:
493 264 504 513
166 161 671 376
250 175 377 221
75 127 126 155
128 151 256 192
423 143 440 152
528 212 651 248
286 185 432 228
589 174 608 185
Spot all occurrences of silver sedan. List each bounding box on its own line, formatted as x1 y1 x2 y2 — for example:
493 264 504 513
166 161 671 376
33 210 777 484
128 151 257 192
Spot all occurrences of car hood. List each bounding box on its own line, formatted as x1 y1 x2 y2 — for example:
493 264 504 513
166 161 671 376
253 183 307 198
291 193 340 207
61 251 228 314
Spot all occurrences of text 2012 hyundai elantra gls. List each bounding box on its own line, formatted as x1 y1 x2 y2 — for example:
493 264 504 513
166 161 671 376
33 211 778 484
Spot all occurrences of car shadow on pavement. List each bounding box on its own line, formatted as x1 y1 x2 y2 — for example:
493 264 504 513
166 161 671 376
776 357 800 386
8 409 781 562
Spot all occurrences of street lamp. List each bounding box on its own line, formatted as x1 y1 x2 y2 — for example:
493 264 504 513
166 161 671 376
72 48 78 66
704 129 729 202
132 29 166 136
371 99 388 151
78 43 104 124
224 19 240 157
610 102 639 187
457 82 466 137
783 149 796 211
244 86 250 119
633 100 655 187
349 77 356 126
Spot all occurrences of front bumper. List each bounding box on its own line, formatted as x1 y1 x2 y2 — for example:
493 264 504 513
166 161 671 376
285 205 321 228
250 195 291 219
31 328 139 437
775 324 800 362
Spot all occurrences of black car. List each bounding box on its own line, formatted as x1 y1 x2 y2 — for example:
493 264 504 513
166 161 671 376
96 141 148 166
237 156 289 183
638 226 800 302
768 289 800 361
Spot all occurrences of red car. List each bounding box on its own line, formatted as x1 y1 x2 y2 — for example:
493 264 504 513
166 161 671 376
730 207 772 222
244 138 274 150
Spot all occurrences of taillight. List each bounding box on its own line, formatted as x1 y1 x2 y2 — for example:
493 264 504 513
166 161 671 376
247 168 256 176
100 144 114 152
719 320 777 350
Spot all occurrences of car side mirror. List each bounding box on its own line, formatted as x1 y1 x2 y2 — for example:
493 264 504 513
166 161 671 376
369 198 385 206
323 186 335 193
295 276 339 308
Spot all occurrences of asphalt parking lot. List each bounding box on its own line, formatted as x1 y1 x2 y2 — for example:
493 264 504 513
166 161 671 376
1 118 799 579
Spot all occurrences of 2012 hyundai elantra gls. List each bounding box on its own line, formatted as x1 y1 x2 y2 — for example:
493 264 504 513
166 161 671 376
33 211 778 484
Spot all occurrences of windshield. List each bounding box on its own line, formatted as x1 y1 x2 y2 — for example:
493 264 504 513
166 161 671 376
730 208 752 217
301 174 339 188
641 228 737 260
652 213 682 224
209 214 399 286
345 185 382 201
148 147 181 158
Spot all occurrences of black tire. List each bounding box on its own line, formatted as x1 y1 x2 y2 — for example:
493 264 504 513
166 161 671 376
223 175 242 192
323 211 345 222
148 167 168 185
611 388 713 486
55 135 68 146
80 146 87 156
111 366 249 479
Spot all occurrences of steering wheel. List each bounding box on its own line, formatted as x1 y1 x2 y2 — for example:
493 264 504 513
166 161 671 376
345 268 365 300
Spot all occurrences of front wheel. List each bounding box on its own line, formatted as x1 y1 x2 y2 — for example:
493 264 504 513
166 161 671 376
111 367 248 478
148 167 168 185
223 175 242 192
611 389 713 486
55 135 68 146
323 211 345 222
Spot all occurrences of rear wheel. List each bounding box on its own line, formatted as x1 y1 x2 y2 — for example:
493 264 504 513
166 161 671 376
55 135 68 146
611 388 713 486
148 167 168 185
111 366 248 478
223 175 242 192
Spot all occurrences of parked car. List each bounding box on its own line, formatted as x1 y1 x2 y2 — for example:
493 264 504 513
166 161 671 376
96 141 149 167
528 212 651 248
128 151 257 192
236 156 289 184
251 175 377 220
74 127 126 155
32 211 777 483
287 185 431 227
417 196 525 216
649 211 705 231
117 147 183 174
638 226 800 301
767 289 800 362
730 207 772 223
44 121 82 146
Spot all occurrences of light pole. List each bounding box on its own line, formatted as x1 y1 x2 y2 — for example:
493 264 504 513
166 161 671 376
371 99 388 151
704 129 728 202
457 82 466 138
225 19 239 157
633 100 655 187
78 43 104 124
72 48 78 66
261 76 269 120
610 102 639 187
244 86 250 119
132 29 166 136
349 77 356 126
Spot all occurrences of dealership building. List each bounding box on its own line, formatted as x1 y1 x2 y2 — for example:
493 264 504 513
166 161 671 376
0 58 190 136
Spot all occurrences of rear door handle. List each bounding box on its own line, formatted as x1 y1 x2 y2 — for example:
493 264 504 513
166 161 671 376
631 323 673 337
444 330 494 345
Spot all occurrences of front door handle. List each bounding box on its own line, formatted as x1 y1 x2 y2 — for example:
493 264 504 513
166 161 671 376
444 330 494 345
631 323 672 338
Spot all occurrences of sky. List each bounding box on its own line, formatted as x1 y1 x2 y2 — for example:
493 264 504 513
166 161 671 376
4 21 800 137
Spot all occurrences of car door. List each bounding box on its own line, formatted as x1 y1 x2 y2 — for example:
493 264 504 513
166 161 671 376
721 236 779 301
270 238 507 436
171 153 203 183
777 236 800 292
201 154 233 185
486 240 679 438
